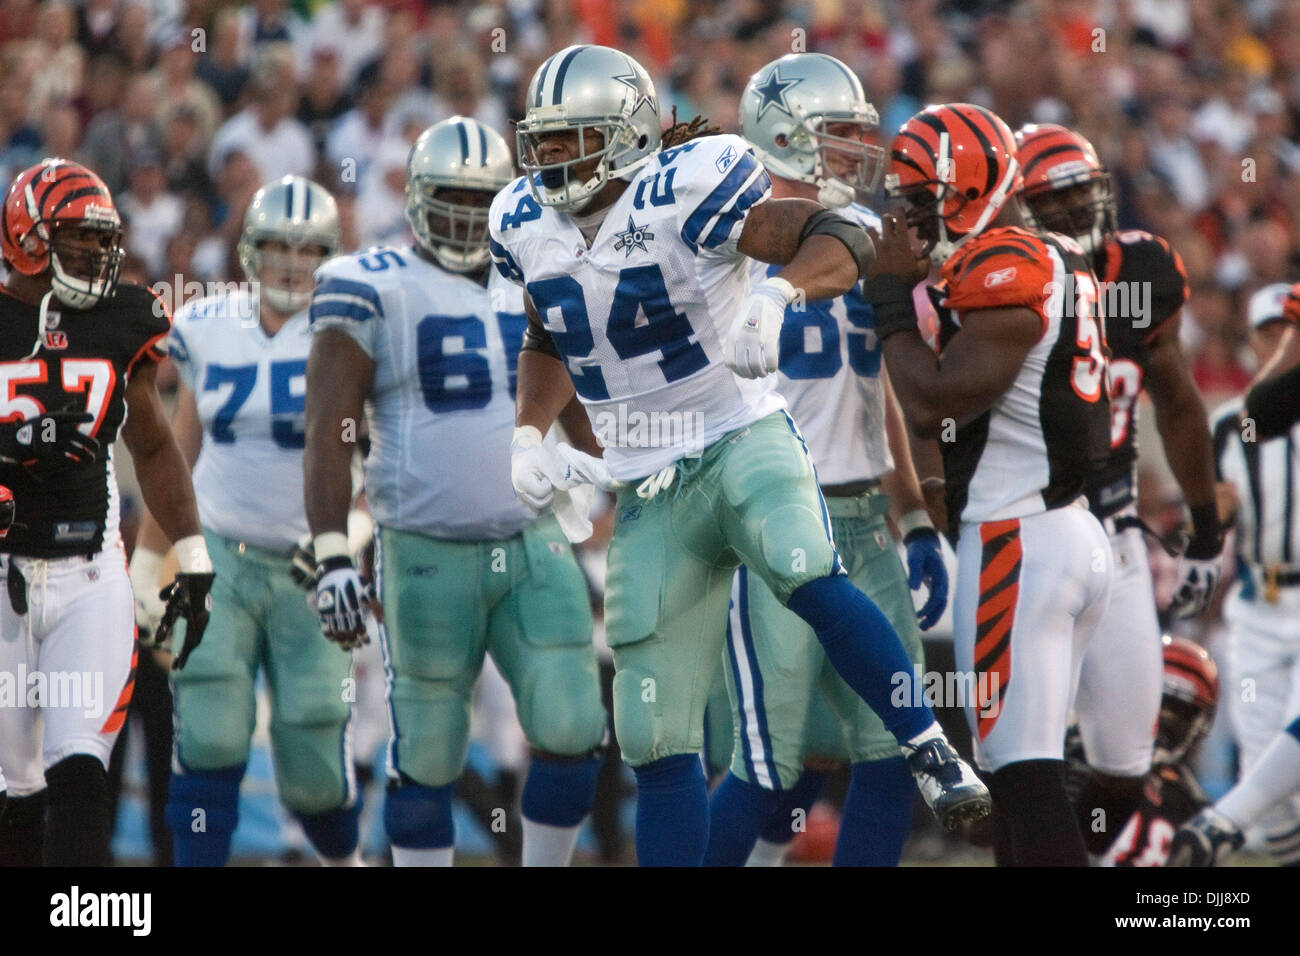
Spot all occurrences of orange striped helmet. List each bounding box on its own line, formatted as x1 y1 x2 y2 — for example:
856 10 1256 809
885 103 1022 264
1014 124 1115 255
1 158 124 308
1155 635 1219 765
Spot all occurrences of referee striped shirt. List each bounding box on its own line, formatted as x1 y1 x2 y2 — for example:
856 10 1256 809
1213 398 1300 568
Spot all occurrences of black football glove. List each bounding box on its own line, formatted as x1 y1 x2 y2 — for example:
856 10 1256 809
0 405 101 475
151 572 215 670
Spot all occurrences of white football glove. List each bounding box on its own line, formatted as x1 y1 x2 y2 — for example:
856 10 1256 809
128 547 167 640
724 277 797 379
510 425 562 511
1168 556 1220 619
311 533 371 649
548 443 617 544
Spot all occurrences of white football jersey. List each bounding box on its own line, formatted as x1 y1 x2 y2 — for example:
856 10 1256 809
750 203 891 486
168 289 311 551
488 133 786 480
310 245 536 540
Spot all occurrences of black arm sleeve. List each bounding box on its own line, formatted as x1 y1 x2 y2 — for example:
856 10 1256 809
521 309 562 360
1245 364 1300 439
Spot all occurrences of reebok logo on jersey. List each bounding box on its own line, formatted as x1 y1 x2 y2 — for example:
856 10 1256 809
983 266 1017 289
715 145 739 173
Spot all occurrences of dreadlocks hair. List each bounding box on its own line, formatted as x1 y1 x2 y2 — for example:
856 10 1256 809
661 106 721 148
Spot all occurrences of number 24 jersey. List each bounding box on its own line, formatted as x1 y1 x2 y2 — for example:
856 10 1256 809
489 133 786 481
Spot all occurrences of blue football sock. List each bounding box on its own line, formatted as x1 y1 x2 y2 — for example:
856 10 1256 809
295 801 361 860
787 576 934 741
834 757 914 866
166 765 244 867
633 754 708 866
703 771 782 866
384 779 454 849
521 754 602 827
760 768 828 845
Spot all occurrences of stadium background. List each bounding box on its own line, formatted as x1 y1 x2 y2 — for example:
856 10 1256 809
3 0 1290 863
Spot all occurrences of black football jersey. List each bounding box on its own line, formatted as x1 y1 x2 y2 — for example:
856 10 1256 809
928 227 1112 536
1103 764 1209 867
1086 230 1188 518
0 283 170 557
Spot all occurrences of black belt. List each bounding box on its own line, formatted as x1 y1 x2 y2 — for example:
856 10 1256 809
821 478 883 499
1106 514 1187 557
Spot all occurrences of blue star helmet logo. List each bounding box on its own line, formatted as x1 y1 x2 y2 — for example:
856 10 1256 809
752 66 803 122
613 215 655 256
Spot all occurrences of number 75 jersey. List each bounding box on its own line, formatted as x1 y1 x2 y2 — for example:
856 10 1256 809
488 133 786 481
310 246 537 540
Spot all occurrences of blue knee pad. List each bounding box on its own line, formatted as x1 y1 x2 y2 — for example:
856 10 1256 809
521 754 601 828
295 801 361 860
166 765 245 867
788 575 933 741
384 779 454 849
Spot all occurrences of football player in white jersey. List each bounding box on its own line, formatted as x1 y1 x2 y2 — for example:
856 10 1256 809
490 44 987 867
303 117 608 867
704 53 948 867
130 176 363 865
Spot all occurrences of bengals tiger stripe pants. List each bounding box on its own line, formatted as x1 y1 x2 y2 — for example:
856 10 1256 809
953 502 1113 772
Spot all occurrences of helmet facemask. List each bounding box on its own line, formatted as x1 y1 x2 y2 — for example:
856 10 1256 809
406 181 496 273
811 119 888 208
1022 173 1117 256
47 222 125 309
1153 696 1211 767
517 116 644 212
243 239 332 314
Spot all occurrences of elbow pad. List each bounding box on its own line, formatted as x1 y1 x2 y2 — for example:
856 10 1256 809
799 209 877 278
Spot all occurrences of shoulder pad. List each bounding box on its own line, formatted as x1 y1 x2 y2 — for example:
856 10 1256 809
311 253 388 326
941 227 1056 314
662 134 771 252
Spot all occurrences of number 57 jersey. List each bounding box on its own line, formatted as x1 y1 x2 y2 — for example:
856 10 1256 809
310 246 536 540
488 134 786 481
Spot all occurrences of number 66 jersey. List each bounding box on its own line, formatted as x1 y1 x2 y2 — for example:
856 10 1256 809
488 134 786 481
0 283 170 558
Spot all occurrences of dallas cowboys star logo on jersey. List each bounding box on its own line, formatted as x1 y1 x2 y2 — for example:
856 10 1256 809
613 215 655 256
752 67 803 121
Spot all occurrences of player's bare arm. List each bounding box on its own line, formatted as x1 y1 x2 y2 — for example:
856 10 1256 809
304 327 373 539
515 291 577 436
135 383 202 555
122 360 213 668
123 362 202 545
737 198 864 300
1143 316 1218 516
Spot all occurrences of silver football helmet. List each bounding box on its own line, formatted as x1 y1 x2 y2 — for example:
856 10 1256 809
740 53 885 209
406 116 514 274
238 176 341 314
516 45 661 212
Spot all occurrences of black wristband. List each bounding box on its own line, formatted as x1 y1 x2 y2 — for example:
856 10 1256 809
1185 502 1223 559
864 274 921 340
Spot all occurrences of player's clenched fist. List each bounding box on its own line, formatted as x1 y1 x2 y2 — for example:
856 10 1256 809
510 425 561 510
724 277 797 378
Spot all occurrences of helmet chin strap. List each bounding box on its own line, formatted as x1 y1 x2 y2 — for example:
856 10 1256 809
816 178 854 210
23 290 56 360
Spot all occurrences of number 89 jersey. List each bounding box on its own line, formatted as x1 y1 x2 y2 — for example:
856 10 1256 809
310 246 536 540
751 202 892 486
169 289 312 551
931 227 1111 530
489 133 786 481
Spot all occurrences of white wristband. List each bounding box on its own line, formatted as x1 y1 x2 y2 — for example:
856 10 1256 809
129 547 164 589
314 532 351 562
759 276 799 305
899 509 934 539
175 535 214 574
